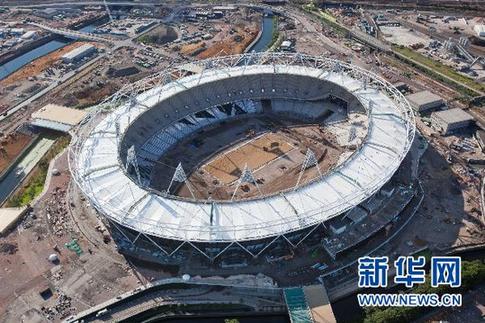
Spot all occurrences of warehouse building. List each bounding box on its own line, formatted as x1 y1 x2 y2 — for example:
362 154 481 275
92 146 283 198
31 104 87 132
474 24 485 38
431 108 475 135
476 130 485 152
406 90 445 112
61 44 96 63
21 30 37 40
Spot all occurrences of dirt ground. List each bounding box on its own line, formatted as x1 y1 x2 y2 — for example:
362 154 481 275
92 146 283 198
0 132 34 174
198 27 258 58
0 151 140 322
151 114 352 200
205 132 295 184
0 42 96 87
179 24 258 58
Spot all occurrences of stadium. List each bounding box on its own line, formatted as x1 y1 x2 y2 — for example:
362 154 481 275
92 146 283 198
69 52 416 267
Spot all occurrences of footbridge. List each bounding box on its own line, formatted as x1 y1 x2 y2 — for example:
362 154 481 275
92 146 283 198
29 22 114 43
284 285 337 323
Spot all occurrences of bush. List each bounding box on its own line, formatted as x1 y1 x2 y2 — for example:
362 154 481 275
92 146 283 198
363 260 485 323
6 135 70 207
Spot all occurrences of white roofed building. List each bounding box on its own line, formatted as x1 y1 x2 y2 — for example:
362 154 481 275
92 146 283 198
61 44 96 63
69 53 415 263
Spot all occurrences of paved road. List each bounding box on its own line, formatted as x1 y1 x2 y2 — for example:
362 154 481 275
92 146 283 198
0 137 55 204
0 5 182 124
0 54 104 123
29 22 114 43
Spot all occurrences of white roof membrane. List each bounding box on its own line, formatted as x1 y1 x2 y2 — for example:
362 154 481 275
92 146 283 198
71 54 415 242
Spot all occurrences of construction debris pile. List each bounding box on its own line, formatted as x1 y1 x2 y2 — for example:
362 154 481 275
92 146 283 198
46 187 70 237
40 292 74 321
0 242 18 254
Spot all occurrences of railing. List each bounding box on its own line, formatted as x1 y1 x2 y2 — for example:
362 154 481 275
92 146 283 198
67 52 416 242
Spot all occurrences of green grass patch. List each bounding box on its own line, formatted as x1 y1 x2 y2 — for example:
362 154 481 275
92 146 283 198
412 248 433 263
6 135 71 207
265 16 280 51
318 9 336 23
393 46 485 95
303 5 348 37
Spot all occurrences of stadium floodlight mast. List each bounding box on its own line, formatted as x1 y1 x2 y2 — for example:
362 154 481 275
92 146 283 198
231 164 262 201
294 149 322 190
363 74 369 90
348 126 357 143
128 92 151 111
125 145 142 185
69 52 416 249
167 162 195 199
368 99 375 112
115 121 120 144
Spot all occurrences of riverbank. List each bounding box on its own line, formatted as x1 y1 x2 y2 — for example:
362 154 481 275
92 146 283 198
0 41 94 86
4 134 69 207
246 15 275 53
0 15 106 81
0 34 57 67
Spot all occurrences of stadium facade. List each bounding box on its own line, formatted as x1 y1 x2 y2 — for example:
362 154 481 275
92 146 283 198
69 53 415 264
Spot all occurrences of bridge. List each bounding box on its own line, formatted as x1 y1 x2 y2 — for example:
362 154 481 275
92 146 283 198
28 22 114 43
349 28 390 52
284 285 337 323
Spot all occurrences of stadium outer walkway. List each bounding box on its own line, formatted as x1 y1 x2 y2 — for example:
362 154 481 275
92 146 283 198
284 284 336 323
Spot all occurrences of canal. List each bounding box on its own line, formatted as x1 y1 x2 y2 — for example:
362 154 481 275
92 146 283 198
0 39 68 80
247 15 276 53
0 23 98 81
0 135 55 205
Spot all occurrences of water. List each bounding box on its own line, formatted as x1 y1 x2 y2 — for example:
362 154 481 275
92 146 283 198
0 39 69 80
0 22 99 80
79 24 97 33
0 136 56 204
248 15 275 53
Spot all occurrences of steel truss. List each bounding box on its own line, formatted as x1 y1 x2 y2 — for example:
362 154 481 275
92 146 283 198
107 217 327 262
68 53 416 259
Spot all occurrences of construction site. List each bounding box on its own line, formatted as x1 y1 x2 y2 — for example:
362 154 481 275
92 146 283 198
151 113 361 200
0 1 483 323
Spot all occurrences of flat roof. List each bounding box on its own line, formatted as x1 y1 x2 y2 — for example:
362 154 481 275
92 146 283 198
213 5 237 10
0 207 27 235
62 44 95 60
432 108 474 124
281 40 292 47
405 90 444 106
32 104 87 128
303 285 337 323
178 62 204 74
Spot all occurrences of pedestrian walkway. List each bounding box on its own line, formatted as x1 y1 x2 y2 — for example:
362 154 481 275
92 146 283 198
284 287 313 323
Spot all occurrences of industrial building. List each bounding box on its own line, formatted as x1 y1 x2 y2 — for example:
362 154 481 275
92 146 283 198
20 31 37 40
474 24 485 38
405 90 445 112
61 44 96 63
476 130 485 152
31 104 87 132
431 108 475 134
